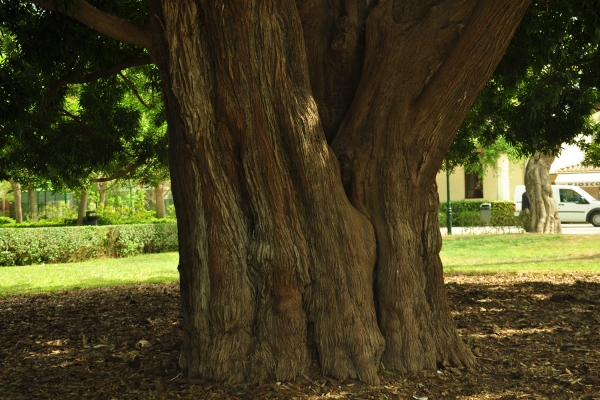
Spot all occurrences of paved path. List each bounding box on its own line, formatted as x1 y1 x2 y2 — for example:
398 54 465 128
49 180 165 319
441 223 600 235
560 223 600 235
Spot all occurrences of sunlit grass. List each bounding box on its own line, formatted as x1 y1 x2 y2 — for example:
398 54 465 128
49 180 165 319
441 234 600 274
0 252 179 297
1 234 598 297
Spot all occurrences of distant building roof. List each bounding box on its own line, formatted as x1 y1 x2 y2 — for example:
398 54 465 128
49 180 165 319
555 164 600 173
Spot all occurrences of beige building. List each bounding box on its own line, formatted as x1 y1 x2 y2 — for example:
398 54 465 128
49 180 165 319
553 164 600 200
436 154 525 202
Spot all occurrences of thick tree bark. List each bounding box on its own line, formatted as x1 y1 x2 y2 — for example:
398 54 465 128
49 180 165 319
48 0 531 385
27 186 37 218
525 152 561 233
12 182 23 223
34 0 532 382
305 0 530 371
146 0 531 383
77 189 88 226
154 0 384 384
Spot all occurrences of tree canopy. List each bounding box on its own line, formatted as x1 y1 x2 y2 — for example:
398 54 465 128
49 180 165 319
445 0 600 172
0 2 166 190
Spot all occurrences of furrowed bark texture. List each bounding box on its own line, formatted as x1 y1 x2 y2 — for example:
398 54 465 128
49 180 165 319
525 152 562 233
156 0 384 384
139 0 533 384
319 0 530 371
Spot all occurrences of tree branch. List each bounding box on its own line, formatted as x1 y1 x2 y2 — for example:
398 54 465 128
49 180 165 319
57 108 95 135
31 0 153 48
145 189 157 206
41 56 152 110
93 163 139 182
118 71 154 110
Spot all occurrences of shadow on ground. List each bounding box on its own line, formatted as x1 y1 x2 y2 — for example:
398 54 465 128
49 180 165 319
1 274 599 399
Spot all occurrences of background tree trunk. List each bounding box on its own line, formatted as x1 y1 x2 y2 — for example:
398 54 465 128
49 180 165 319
77 189 88 226
96 181 108 206
27 186 37 219
154 182 167 219
12 182 22 223
525 151 561 233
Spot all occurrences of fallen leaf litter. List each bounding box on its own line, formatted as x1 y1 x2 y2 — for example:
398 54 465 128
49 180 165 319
1 273 599 399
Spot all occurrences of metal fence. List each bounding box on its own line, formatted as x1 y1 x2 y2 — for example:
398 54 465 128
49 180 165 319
19 191 75 215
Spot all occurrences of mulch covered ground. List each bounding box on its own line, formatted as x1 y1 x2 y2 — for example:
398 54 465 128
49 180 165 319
1 274 600 399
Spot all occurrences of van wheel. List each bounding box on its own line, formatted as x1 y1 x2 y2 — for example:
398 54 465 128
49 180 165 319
592 212 600 227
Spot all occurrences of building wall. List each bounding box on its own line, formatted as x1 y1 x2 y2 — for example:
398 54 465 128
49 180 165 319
436 157 525 202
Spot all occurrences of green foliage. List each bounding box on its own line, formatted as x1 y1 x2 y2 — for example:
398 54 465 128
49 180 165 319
490 201 518 227
0 223 177 266
447 0 600 169
517 210 532 232
95 203 174 225
439 200 517 227
102 224 178 258
0 216 15 225
456 211 484 227
40 202 77 221
0 1 167 190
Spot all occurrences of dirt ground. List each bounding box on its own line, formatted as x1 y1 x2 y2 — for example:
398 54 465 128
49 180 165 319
1 274 600 399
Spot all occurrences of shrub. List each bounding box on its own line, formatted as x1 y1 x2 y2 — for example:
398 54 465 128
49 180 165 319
95 203 175 225
439 200 517 227
103 224 179 258
0 216 15 225
455 210 485 227
490 201 518 227
0 223 178 266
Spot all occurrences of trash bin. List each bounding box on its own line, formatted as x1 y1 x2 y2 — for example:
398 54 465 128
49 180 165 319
480 203 491 223
85 210 99 226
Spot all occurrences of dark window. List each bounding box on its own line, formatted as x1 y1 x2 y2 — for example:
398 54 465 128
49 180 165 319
465 172 483 198
559 188 587 204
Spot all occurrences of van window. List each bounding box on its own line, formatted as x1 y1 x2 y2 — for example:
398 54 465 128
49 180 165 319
559 189 589 204
465 172 483 199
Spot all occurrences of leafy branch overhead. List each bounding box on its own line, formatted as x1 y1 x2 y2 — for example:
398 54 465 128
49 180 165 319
0 1 166 190
446 0 600 170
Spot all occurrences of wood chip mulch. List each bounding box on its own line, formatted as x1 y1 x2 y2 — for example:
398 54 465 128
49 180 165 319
1 273 600 399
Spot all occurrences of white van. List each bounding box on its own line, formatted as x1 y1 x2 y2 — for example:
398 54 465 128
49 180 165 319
514 185 600 227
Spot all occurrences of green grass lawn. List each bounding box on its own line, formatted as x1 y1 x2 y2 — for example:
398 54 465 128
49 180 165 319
0 234 598 297
441 234 600 274
0 252 179 297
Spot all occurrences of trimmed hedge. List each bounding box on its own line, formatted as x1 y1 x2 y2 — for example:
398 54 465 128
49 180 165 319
0 224 178 266
439 200 518 227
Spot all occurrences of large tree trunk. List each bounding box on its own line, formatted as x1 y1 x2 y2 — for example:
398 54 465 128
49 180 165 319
525 151 561 233
77 189 88 226
146 0 530 385
27 186 37 219
12 182 23 223
305 0 530 371
155 0 384 385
